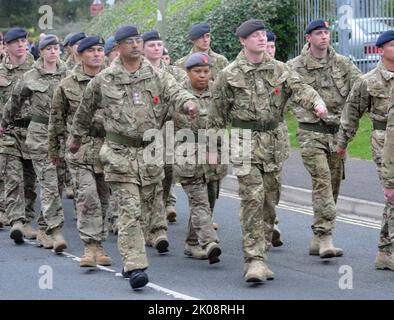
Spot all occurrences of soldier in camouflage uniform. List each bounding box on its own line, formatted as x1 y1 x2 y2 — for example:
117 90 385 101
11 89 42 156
208 19 327 283
338 31 394 271
49 36 112 267
1 35 68 252
142 30 187 225
65 32 86 71
176 22 229 81
69 25 199 290
0 28 37 242
104 36 119 67
287 20 361 258
173 52 225 262
61 33 75 62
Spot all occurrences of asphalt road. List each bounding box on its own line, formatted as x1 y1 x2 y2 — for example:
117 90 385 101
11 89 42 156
0 185 391 301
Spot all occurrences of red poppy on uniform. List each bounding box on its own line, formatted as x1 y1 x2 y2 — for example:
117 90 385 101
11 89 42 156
274 88 280 96
153 96 160 105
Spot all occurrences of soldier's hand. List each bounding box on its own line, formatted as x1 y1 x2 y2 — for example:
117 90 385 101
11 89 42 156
384 188 394 204
184 101 199 119
336 145 347 159
69 140 81 154
314 104 328 119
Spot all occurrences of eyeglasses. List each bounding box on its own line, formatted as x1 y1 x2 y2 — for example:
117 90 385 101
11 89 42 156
122 37 143 45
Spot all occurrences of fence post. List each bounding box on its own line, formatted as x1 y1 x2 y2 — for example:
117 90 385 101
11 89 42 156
337 0 351 57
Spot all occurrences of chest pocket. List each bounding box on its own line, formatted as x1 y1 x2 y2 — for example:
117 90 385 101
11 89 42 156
228 78 251 112
102 87 126 120
143 85 163 120
369 86 391 117
27 82 50 107
332 68 350 97
265 73 288 110
64 89 82 114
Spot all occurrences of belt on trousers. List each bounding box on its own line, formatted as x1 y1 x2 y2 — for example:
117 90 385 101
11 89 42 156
106 131 154 148
232 119 279 132
299 121 339 134
31 115 49 125
373 120 387 131
89 127 106 138
13 118 31 128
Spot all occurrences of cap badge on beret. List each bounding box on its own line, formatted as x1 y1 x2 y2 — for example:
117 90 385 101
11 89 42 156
202 56 209 64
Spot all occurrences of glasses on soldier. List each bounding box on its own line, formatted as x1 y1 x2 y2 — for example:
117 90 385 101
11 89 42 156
122 37 143 45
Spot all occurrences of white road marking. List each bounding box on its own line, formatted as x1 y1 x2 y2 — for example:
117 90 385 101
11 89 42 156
219 190 381 230
24 240 199 300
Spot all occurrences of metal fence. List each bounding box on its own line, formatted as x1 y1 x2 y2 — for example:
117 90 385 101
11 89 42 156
294 0 394 73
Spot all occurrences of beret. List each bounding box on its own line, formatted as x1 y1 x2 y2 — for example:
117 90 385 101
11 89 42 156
188 22 210 40
376 30 394 47
4 28 28 44
39 35 59 50
69 32 87 46
267 31 276 42
77 36 105 53
185 52 212 69
104 36 116 55
63 32 76 47
236 19 266 38
142 30 161 43
305 20 330 34
115 25 139 42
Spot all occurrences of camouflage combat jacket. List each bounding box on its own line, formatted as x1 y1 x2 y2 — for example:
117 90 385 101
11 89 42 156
208 50 325 173
49 63 105 173
338 61 394 166
287 44 361 152
71 56 197 186
0 53 36 158
1 58 68 160
173 79 227 183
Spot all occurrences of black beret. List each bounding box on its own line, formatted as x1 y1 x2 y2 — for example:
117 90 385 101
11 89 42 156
104 36 116 55
236 19 266 38
142 30 161 43
185 52 212 69
267 31 276 42
63 32 76 47
115 25 139 42
69 32 87 46
188 22 210 40
4 28 28 44
77 36 105 53
39 35 59 50
305 20 330 34
376 30 394 47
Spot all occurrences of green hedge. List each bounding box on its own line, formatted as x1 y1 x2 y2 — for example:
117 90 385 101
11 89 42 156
86 0 297 62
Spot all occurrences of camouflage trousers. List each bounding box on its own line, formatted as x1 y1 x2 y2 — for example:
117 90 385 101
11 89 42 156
68 163 110 244
110 182 149 272
32 156 64 233
0 154 37 225
237 164 280 262
182 178 219 247
139 183 167 243
372 131 394 252
300 147 343 236
163 164 176 208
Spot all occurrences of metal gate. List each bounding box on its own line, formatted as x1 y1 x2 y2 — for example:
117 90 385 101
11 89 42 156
294 0 394 73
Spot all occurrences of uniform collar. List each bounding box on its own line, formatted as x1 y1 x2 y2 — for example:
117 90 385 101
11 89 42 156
378 61 394 81
302 43 337 70
236 50 274 73
183 78 211 98
3 52 34 71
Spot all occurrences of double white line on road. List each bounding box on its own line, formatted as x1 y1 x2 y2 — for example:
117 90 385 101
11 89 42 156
219 190 381 230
